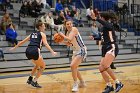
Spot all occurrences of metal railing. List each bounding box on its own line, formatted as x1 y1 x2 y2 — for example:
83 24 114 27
118 29 127 44
49 27 53 46
18 10 21 26
136 38 140 53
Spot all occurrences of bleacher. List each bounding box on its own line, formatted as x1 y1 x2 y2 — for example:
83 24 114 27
0 3 140 73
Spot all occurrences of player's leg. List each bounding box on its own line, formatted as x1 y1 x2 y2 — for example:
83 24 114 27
77 70 86 88
106 50 123 92
30 55 45 88
70 55 83 92
100 51 123 93
27 62 39 84
99 56 114 93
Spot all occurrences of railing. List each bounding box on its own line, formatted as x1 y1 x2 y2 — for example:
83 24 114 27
119 29 127 44
136 38 140 53
18 10 21 26
50 27 53 46
34 18 38 31
67 46 70 57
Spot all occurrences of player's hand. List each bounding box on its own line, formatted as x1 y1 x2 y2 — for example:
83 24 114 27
58 32 65 37
66 41 72 46
52 52 57 56
9 47 16 51
89 36 94 40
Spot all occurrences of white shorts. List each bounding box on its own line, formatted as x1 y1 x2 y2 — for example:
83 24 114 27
106 49 115 57
72 47 87 61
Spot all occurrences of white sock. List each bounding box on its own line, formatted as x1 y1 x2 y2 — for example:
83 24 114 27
106 82 112 86
33 78 38 82
115 79 120 84
74 81 78 85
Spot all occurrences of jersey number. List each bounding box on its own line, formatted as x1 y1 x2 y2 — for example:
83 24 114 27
32 33 37 38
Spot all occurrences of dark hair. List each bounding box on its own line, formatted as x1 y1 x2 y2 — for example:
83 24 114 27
35 20 44 29
100 12 117 21
64 19 73 35
8 23 15 29
100 12 110 20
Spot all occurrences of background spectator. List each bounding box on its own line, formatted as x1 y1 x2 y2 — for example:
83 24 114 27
54 13 65 32
86 6 94 26
20 1 28 17
5 0 13 9
94 8 99 17
67 0 73 10
61 0 67 7
5 24 18 46
40 13 48 24
55 0 64 14
90 22 100 39
41 0 50 9
46 12 55 28
0 0 6 11
0 12 12 35
31 0 43 17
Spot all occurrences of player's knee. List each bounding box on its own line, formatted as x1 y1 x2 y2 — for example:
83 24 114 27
99 64 109 73
39 66 45 72
70 64 77 69
99 65 104 72
42 65 46 70
34 65 39 69
40 64 45 71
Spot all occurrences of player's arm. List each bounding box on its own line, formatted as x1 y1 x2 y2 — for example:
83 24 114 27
41 32 56 55
109 31 115 50
89 34 101 40
62 41 73 46
98 40 102 50
9 35 30 51
92 13 107 26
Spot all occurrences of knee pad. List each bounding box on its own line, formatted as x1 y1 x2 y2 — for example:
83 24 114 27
99 65 109 73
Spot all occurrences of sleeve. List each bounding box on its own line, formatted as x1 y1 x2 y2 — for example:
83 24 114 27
106 23 113 32
93 33 101 40
93 36 101 40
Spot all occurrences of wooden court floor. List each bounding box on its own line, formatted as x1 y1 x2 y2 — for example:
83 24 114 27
0 62 140 93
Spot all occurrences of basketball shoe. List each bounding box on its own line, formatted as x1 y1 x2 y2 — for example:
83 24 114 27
27 76 33 84
102 85 114 93
115 82 123 92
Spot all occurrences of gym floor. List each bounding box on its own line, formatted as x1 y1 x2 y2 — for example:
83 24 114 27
0 62 140 93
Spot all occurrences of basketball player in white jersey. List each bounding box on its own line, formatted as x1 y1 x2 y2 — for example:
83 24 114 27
59 19 87 92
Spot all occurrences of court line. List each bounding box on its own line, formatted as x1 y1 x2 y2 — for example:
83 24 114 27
0 63 140 79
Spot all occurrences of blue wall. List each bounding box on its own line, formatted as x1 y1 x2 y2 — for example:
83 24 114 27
93 0 118 11
46 0 118 10
73 0 90 8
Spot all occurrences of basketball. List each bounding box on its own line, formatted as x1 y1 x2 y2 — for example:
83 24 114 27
53 33 64 43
